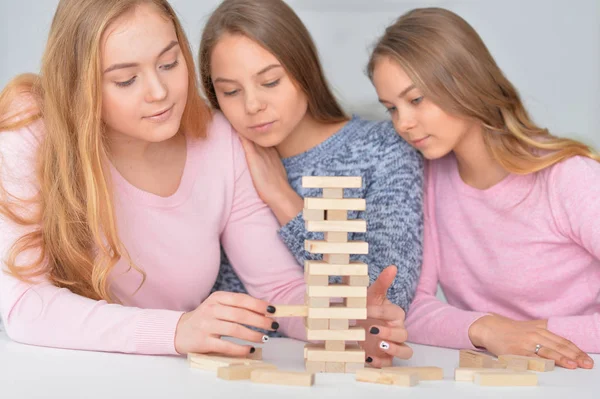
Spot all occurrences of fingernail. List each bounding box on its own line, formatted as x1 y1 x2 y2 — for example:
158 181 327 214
366 357 373 363
380 341 390 350
369 327 380 335
250 347 256 354
584 359 594 366
271 321 280 330
567 360 577 367
262 335 269 343
266 306 276 314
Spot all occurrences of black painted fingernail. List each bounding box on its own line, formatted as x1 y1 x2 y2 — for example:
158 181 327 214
267 305 276 314
370 327 380 335
250 347 256 354
271 321 280 330
366 357 373 363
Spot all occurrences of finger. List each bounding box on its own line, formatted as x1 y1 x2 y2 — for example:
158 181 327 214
367 265 398 305
212 304 278 332
205 336 258 358
211 320 270 344
365 355 393 368
367 303 405 323
538 330 594 369
377 341 414 360
211 292 272 315
368 324 408 344
536 345 578 370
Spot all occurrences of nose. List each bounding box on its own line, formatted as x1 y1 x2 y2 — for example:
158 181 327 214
145 73 168 103
396 107 416 134
244 90 266 115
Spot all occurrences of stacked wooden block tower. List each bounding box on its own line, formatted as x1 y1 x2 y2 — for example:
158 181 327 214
301 176 369 374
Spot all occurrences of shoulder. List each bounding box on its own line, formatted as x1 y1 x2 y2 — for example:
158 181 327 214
543 155 600 198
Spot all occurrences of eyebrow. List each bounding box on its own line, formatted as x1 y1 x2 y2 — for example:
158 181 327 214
378 84 416 104
213 64 282 84
103 40 179 74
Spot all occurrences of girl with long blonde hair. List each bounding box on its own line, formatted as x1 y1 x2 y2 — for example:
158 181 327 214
368 7 599 369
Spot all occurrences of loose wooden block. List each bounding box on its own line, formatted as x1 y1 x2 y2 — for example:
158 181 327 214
459 350 501 368
302 208 325 221
306 346 365 363
323 254 350 264
247 347 262 360
308 304 367 320
306 261 368 276
342 275 370 287
188 353 258 371
356 369 419 387
250 369 314 387
498 355 555 372
322 188 344 199
305 220 367 233
325 341 346 351
474 371 538 386
326 362 346 373
302 176 362 189
454 368 512 382
305 198 366 211
308 284 367 298
329 318 349 330
325 232 348 243
326 210 348 221
305 240 368 255
345 362 365 373
344 297 367 308
217 363 277 380
499 357 529 372
267 305 308 318
306 326 365 341
383 367 443 381
305 360 327 373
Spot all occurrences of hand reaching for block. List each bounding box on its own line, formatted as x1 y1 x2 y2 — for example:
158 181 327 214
356 265 413 367
174 292 279 356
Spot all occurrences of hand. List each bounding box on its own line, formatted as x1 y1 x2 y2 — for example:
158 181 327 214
469 314 594 369
357 265 413 367
174 291 279 356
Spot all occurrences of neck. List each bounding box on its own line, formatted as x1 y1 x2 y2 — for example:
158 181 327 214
275 113 348 158
107 130 183 165
453 124 509 190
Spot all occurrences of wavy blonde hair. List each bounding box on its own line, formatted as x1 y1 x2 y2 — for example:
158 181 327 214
0 0 211 302
367 7 599 173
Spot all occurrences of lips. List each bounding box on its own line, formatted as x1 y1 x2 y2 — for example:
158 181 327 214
249 121 275 129
146 105 173 119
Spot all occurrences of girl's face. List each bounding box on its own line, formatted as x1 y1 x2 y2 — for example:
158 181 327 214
209 33 308 148
371 56 478 160
101 3 189 144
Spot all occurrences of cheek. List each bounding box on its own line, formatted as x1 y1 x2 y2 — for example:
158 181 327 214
102 87 137 127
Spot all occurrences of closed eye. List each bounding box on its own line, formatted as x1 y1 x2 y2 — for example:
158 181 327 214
263 79 280 88
116 77 136 87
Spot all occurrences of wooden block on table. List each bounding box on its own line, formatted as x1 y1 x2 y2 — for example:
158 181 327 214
247 347 262 360
454 368 514 382
498 355 555 372
250 369 315 387
322 188 344 199
302 176 362 189
308 284 367 298
383 366 443 381
305 198 366 211
459 349 500 368
325 232 348 243
307 260 368 276
188 353 259 371
266 305 308 318
499 357 529 372
217 363 277 380
474 371 538 386
306 326 365 341
305 220 367 233
302 208 325 221
305 240 368 255
329 318 349 330
308 303 367 320
306 346 365 363
342 275 370 287
323 254 350 264
326 210 348 221
325 341 346 351
345 362 365 373
356 369 419 387
326 362 346 373
305 360 327 373
344 297 367 308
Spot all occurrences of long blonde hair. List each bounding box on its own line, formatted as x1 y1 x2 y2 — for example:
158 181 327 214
367 7 599 173
199 0 348 124
0 0 211 302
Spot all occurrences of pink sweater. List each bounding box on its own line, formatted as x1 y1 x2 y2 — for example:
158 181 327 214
406 153 600 353
0 107 306 355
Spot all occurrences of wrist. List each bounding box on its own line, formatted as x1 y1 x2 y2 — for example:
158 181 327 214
174 312 192 355
468 315 493 349
269 186 303 226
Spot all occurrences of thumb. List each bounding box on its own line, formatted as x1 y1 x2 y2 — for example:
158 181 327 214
367 265 397 305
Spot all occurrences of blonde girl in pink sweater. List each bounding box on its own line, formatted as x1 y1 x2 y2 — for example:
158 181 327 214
368 7 599 369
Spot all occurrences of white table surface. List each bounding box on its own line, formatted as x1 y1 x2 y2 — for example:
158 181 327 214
1 325 598 399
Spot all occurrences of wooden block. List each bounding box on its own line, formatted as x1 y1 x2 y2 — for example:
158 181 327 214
308 304 367 320
308 284 367 298
326 210 347 221
302 176 362 189
187 353 258 371
305 274 329 286
267 305 308 318
345 362 365 373
306 346 365 363
342 275 370 287
217 363 277 380
325 232 347 243
499 357 529 372
302 208 325 221
307 261 368 276
474 371 538 386
305 198 366 211
306 326 365 341
306 318 329 329
344 297 367 308
329 319 349 330
326 362 346 373
247 347 262 360
455 368 514 382
356 369 419 387
305 293 330 308
498 355 555 372
305 220 367 233
325 341 346 351
322 188 344 199
250 369 314 387
383 367 443 381
324 254 350 264
305 360 327 373
459 350 500 368
304 343 322 358
305 240 368 255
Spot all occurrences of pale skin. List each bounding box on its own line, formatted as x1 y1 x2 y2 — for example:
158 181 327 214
210 33 410 366
371 55 594 370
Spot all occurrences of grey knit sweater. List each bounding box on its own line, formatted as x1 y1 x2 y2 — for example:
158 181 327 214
211 115 424 313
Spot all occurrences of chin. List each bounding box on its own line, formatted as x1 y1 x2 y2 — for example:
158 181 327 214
420 147 452 160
